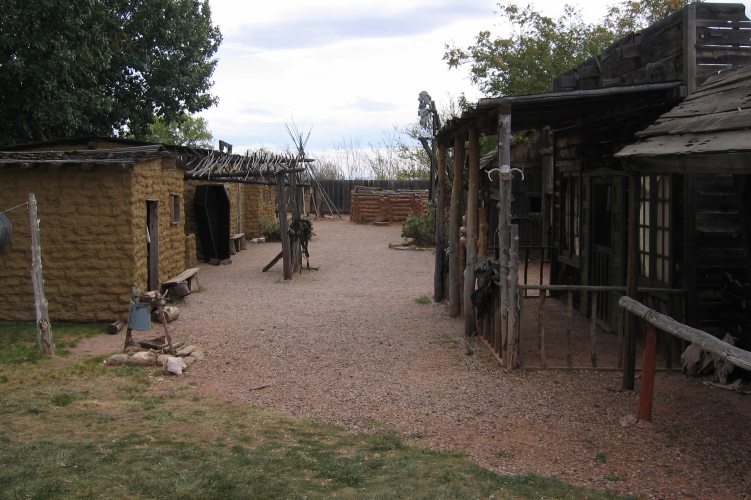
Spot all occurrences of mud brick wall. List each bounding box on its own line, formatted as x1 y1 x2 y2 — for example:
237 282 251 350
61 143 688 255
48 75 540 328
0 165 135 322
130 161 187 296
0 160 186 322
243 184 275 238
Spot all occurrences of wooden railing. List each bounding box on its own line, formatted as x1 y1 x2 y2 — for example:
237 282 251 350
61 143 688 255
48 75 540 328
619 296 751 421
519 285 685 368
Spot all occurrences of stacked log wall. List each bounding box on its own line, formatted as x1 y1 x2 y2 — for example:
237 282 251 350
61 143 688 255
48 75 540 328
350 189 429 224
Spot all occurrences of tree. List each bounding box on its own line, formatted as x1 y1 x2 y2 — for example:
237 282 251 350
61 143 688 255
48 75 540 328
444 0 690 97
0 0 221 147
137 113 214 148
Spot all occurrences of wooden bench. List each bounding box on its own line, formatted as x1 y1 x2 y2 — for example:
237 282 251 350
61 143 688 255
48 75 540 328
162 267 199 296
230 233 246 255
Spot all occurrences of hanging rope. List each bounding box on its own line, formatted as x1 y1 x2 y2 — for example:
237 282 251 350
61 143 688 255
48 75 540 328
0 201 29 214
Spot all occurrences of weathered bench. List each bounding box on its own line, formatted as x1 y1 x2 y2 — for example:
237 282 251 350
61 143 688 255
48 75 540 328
162 267 199 296
230 233 246 255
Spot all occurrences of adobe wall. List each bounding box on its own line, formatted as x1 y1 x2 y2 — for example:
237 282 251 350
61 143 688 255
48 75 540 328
0 165 136 322
243 184 275 238
130 160 187 296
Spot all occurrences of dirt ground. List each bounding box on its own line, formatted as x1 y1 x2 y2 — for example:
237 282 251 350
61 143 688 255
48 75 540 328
76 219 751 499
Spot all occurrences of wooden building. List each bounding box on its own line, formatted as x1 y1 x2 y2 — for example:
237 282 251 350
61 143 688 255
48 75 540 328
433 2 751 370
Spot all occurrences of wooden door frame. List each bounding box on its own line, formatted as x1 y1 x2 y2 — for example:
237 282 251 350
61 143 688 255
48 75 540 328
147 199 159 292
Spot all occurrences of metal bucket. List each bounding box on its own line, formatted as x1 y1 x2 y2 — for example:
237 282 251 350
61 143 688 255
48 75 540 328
128 302 152 331
0 214 11 249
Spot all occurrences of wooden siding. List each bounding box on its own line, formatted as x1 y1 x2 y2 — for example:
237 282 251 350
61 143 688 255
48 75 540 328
312 179 430 214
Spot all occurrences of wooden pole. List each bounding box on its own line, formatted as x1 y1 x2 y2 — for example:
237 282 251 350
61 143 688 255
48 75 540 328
448 135 465 317
538 291 547 367
590 292 598 368
28 194 54 355
463 128 480 335
434 144 447 302
623 172 640 389
290 171 301 274
637 323 657 422
276 172 292 280
497 105 512 362
567 290 574 368
508 224 520 368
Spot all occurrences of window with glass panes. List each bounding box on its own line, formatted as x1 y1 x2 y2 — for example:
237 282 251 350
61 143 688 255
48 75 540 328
639 175 670 283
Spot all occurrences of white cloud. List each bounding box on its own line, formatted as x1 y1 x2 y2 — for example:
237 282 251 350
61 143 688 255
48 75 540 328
202 0 741 156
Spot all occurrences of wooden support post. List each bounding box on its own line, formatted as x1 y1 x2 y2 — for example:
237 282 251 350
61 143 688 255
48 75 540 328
567 290 574 368
590 292 598 368
538 291 547 367
29 194 54 355
448 135 465 317
637 323 658 422
291 171 301 274
508 224 520 368
623 172 640 389
498 106 512 362
276 172 292 280
464 128 480 335
434 144 447 302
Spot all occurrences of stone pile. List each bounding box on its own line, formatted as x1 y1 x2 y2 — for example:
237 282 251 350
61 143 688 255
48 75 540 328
105 345 206 376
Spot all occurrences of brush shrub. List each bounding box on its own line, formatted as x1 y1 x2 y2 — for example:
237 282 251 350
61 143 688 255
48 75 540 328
401 202 436 248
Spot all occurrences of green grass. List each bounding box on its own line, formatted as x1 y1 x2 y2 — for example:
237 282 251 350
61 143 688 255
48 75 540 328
0 322 637 500
415 295 431 305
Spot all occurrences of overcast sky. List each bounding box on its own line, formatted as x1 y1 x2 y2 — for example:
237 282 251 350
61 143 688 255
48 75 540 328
198 0 741 157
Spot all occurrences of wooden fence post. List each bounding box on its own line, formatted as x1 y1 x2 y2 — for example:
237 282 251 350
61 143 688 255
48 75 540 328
464 128 480 335
29 194 54 355
448 135 465 317
637 323 657 422
434 144 447 302
508 224 520 368
276 172 292 280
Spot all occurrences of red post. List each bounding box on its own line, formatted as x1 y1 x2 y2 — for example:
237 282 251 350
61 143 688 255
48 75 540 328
637 323 657 422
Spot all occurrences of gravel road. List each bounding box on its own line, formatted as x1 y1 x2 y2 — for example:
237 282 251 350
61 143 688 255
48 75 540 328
84 218 751 499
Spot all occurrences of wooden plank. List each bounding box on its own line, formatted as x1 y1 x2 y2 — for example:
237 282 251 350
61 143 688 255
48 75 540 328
639 110 751 137
697 26 751 45
508 224 520 369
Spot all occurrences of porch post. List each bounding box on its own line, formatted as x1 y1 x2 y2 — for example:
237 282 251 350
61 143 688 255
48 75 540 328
434 144 447 302
497 105 512 365
464 128 480 335
448 134 465 317
276 171 292 280
623 171 640 389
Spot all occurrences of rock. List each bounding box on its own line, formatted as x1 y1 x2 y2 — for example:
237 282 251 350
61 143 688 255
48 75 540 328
183 356 197 366
128 351 157 366
190 350 206 361
208 258 220 266
163 356 187 375
106 354 129 366
157 354 174 365
177 345 197 355
620 415 637 428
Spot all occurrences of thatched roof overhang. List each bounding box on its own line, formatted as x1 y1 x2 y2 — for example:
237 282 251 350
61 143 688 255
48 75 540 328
0 145 181 170
436 82 685 147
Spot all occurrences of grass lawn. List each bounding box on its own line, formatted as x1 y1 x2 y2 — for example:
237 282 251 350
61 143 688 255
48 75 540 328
0 322 636 500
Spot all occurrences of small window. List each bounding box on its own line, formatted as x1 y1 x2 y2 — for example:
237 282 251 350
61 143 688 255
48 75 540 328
170 194 181 224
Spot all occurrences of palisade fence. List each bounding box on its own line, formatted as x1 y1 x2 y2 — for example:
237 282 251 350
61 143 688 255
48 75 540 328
312 179 431 214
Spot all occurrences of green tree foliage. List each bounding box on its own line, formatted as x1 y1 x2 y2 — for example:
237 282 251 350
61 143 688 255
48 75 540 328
137 113 214 148
444 0 690 97
0 0 222 146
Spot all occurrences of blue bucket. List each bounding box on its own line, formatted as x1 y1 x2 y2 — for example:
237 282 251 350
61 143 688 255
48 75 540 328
129 302 152 331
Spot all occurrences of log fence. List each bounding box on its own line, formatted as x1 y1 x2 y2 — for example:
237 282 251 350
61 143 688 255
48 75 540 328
619 296 751 421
